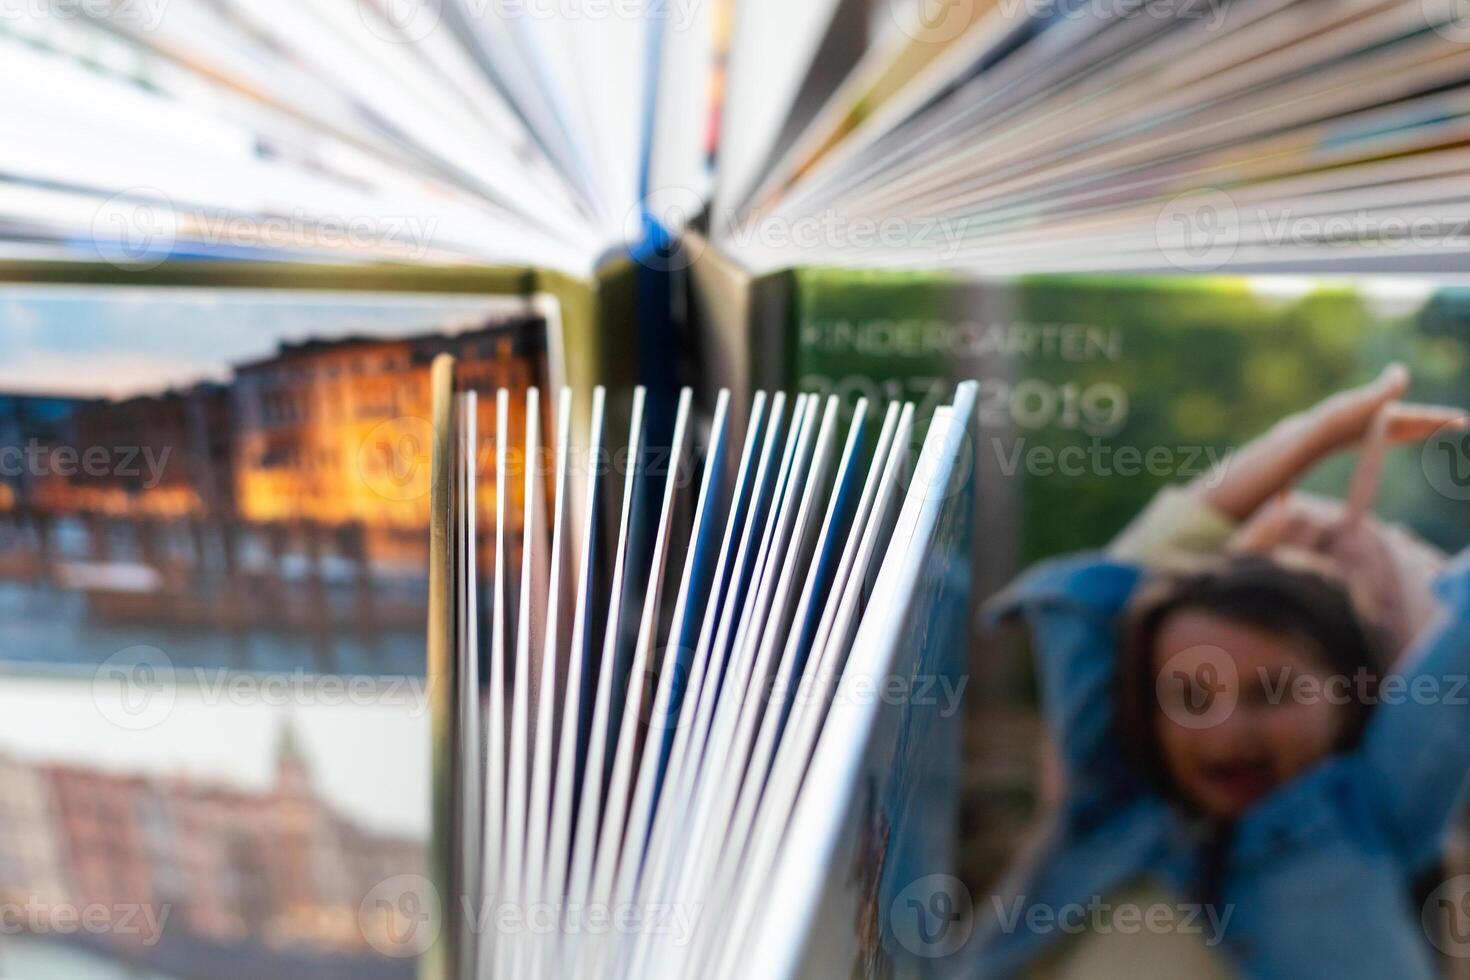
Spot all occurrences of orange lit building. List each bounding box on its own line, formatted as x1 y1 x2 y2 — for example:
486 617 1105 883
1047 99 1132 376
229 320 543 554
0 319 543 537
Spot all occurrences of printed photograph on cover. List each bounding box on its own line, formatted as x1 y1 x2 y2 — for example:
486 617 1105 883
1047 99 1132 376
794 272 1470 977
0 284 546 977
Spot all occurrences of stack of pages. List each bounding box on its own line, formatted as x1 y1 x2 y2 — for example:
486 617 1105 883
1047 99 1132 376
8 0 1468 467
7 0 1468 274
425 358 977 979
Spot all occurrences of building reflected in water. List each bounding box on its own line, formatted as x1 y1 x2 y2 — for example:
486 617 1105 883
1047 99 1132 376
0 317 544 674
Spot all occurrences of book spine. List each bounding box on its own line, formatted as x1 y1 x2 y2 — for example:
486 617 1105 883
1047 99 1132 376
422 354 456 980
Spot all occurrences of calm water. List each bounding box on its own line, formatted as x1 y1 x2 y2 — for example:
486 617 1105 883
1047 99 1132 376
0 580 424 676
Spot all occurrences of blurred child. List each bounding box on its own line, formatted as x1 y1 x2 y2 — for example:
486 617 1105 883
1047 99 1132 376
975 366 1470 979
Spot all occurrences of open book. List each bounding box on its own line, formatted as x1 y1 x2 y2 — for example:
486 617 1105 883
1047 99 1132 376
10 0 1469 272
4 5 1469 979
8 2 1468 529
424 358 977 979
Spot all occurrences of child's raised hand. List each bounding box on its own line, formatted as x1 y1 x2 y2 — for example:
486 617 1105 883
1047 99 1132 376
1344 402 1470 524
1282 362 1412 454
1196 365 1468 522
1369 402 1470 443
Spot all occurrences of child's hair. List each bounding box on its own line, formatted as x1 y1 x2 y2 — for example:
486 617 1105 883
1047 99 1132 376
1115 554 1387 803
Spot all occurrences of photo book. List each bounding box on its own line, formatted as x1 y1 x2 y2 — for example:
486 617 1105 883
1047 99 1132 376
422 358 977 979
3 0 1470 977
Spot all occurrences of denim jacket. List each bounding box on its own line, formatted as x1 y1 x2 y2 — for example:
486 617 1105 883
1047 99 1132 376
969 545 1470 980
